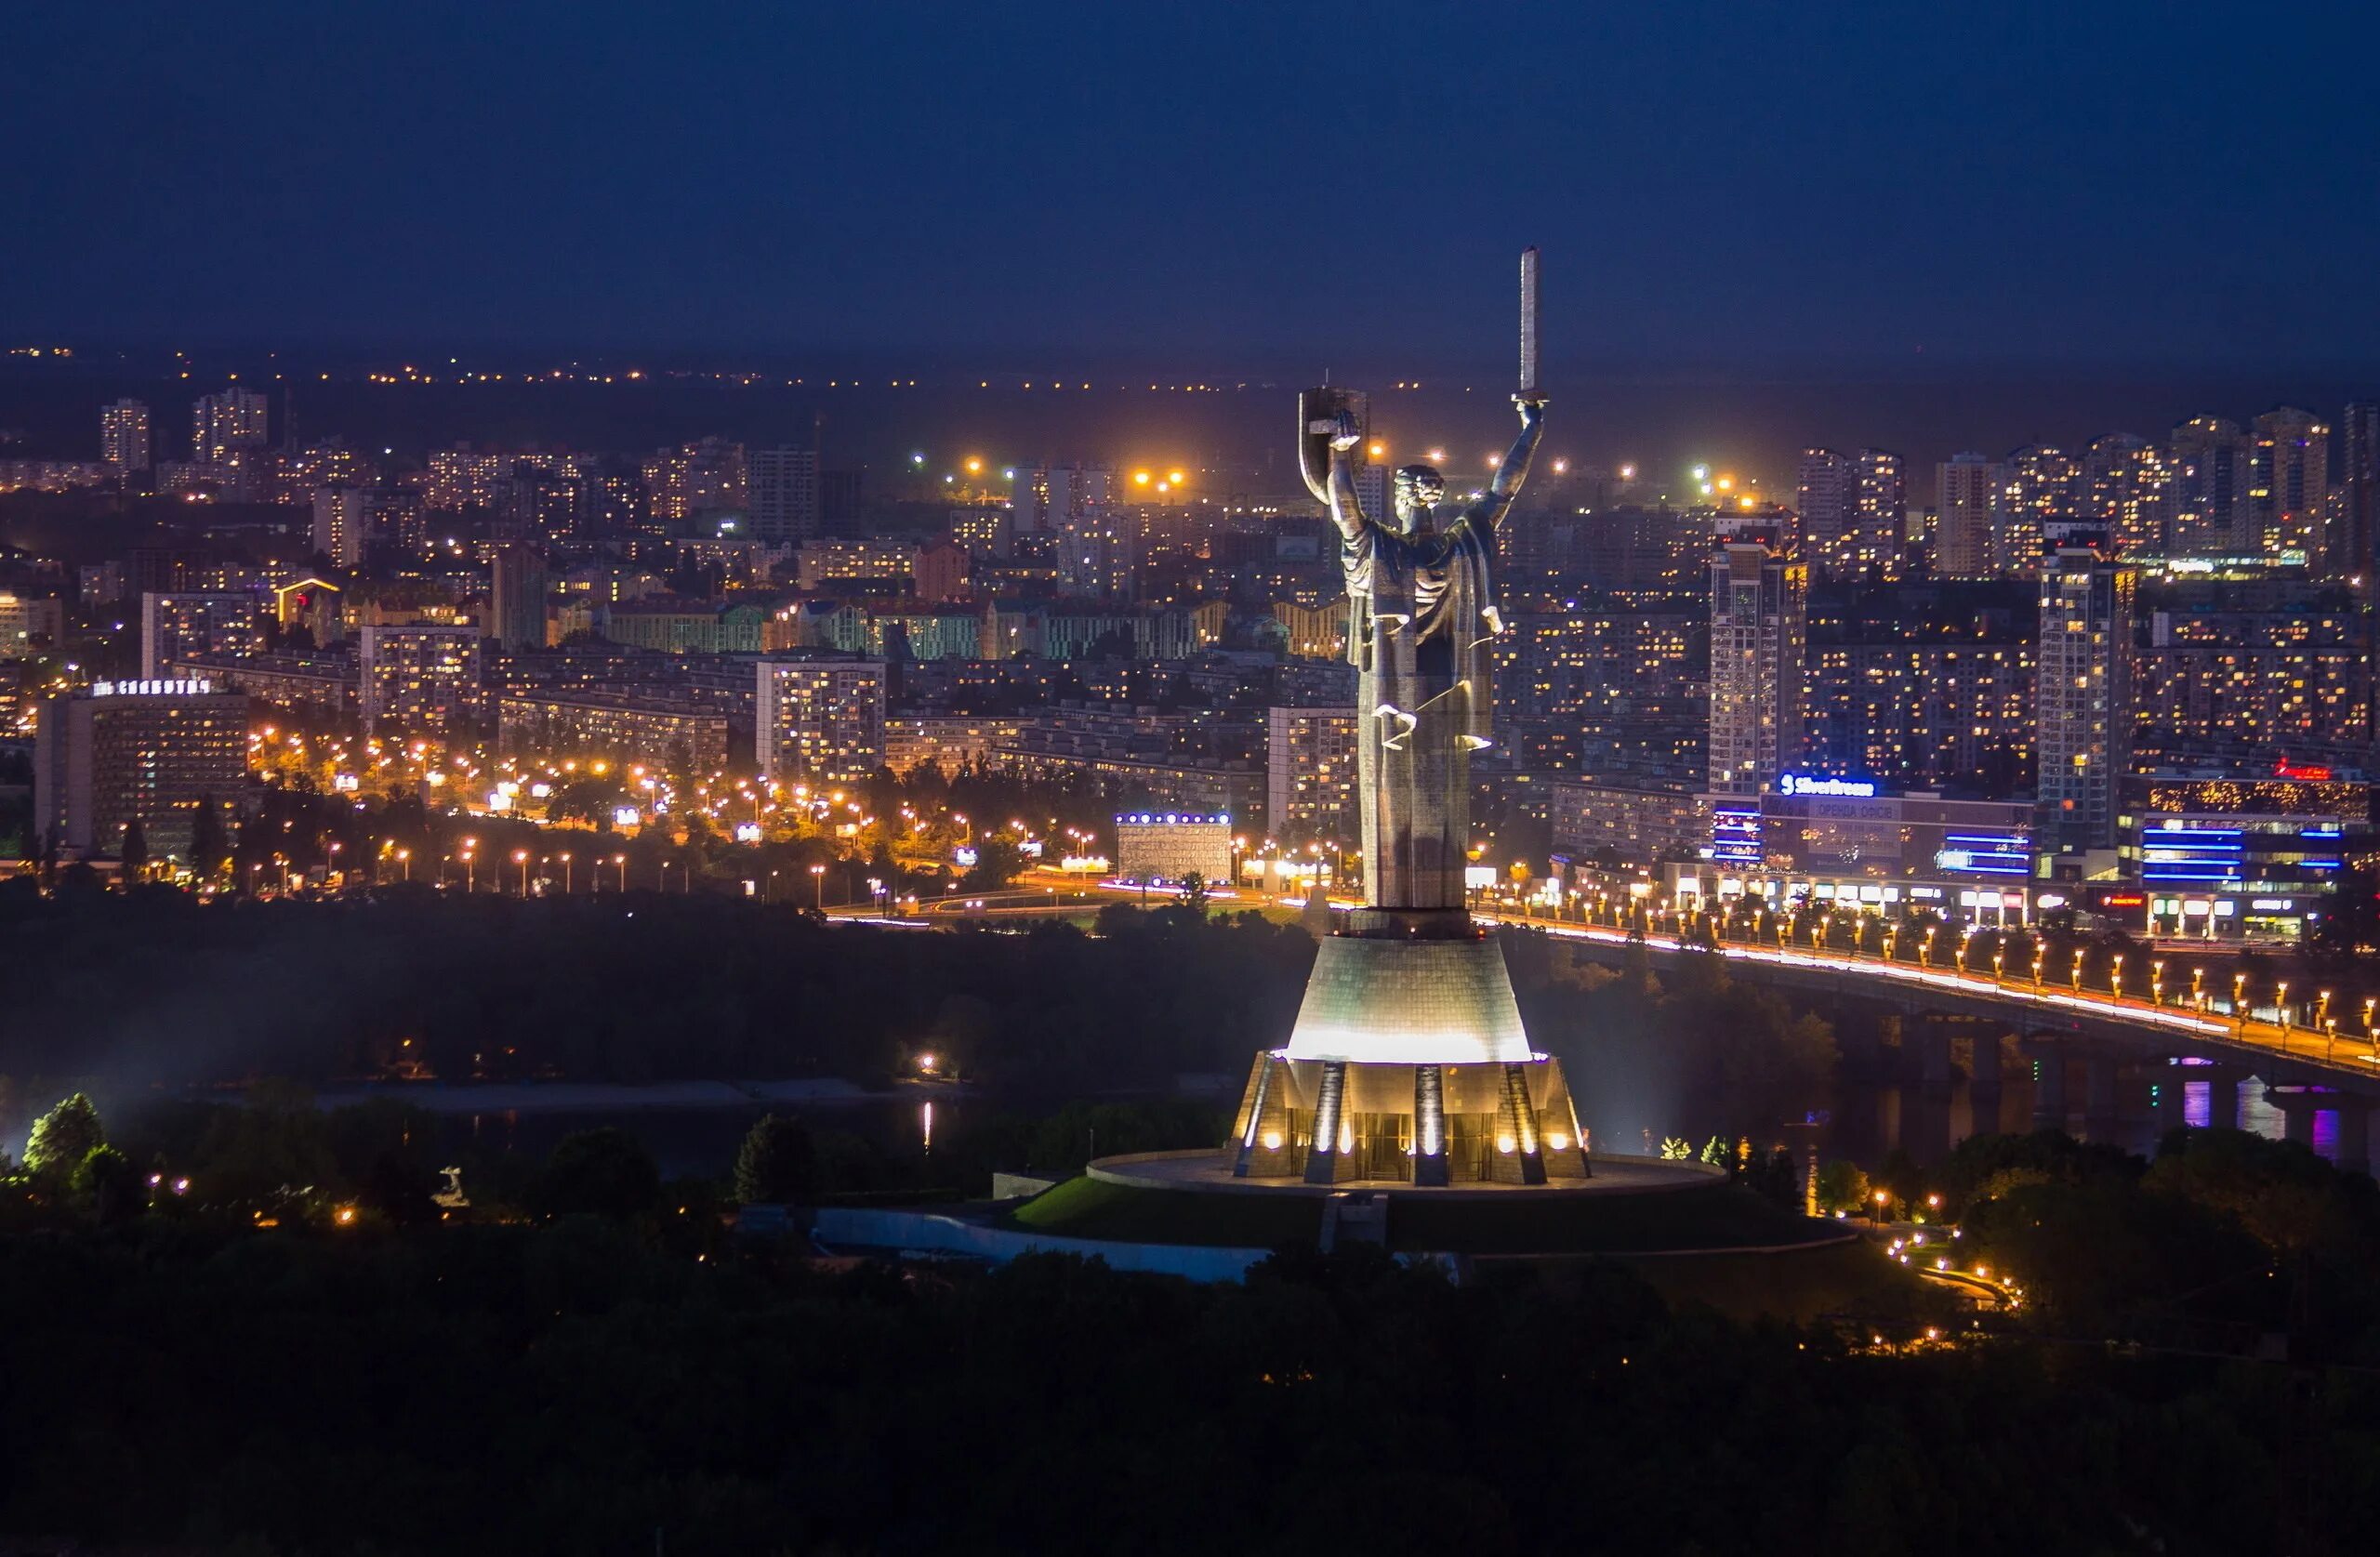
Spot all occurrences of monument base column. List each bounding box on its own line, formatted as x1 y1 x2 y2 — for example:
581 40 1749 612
1302 1061 1359 1185
1412 1063 1450 1186
1490 1062 1547 1186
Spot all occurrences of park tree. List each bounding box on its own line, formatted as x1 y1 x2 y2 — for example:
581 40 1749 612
120 816 149 881
533 1127 661 1219
189 796 229 882
734 1113 817 1204
1812 1158 1871 1215
73 1143 146 1223
24 1092 104 1175
959 835 1025 892
1177 871 1210 913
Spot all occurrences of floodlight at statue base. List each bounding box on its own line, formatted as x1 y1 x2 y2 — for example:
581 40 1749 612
1229 1049 1591 1186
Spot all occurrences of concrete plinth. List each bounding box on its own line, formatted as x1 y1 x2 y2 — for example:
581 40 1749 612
2206 1068 2245 1130
1914 1024 1953 1089
1967 1031 2004 1091
2030 1049 2069 1127
2337 1104 2372 1177
2084 1054 2121 1123
2152 1064 2189 1134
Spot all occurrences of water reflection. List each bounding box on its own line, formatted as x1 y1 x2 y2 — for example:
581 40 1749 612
1812 1062 2360 1173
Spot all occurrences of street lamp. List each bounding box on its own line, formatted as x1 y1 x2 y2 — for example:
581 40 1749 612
513 848 530 895
395 847 411 882
614 852 628 891
1923 927 1937 968
2070 948 2084 991
2191 966 2205 1009
810 863 826 909
2032 949 2045 987
558 851 573 893
2276 982 2291 1032
2109 954 2123 998
2232 970 2248 1021
2150 959 2164 1007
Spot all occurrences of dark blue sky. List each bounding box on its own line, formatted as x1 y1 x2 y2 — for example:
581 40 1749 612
7 0 2377 376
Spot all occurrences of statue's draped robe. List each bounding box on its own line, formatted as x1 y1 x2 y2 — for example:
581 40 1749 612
1341 511 1501 910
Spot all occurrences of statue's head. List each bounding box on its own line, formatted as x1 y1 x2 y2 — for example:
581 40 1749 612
1393 464 1445 532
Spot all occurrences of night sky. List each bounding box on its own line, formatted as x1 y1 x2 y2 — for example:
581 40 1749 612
7 0 2379 376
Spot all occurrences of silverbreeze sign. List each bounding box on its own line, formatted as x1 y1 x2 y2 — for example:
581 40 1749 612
1778 772 1877 798
91 679 215 697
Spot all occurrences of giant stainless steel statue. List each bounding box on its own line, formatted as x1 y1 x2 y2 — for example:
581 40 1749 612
1229 252 1591 1186
1300 256 1547 916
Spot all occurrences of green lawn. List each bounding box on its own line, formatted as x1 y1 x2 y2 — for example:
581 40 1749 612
1006 1174 1851 1258
1005 1175 1326 1247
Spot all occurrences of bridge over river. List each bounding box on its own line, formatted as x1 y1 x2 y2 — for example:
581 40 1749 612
1477 913 2380 1171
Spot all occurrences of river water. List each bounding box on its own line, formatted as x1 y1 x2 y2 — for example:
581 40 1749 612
417 1050 2349 1187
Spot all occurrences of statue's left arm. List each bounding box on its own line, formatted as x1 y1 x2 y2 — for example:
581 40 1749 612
1461 395 1548 533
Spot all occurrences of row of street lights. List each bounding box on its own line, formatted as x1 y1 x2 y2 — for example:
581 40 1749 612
1494 890 2378 1058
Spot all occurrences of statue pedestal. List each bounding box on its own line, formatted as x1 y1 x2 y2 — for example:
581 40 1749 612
1229 922 1590 1185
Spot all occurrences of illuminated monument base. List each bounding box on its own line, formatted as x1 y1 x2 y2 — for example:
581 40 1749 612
1230 1051 1591 1185
1228 914 1592 1186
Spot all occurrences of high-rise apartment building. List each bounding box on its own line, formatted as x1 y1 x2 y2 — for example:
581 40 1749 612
641 438 747 523
1803 583 2037 796
140 590 266 679
190 387 270 466
1265 706 1358 847
1794 449 1855 581
1704 513 1805 798
2133 581 2369 768
1935 453 2004 580
2168 416 2253 557
1012 464 1116 534
949 506 1014 559
2251 407 2330 564
748 446 821 544
1999 445 2080 574
2034 522 2135 854
311 487 372 568
425 445 512 512
508 471 586 541
359 624 483 732
2338 402 2379 587
487 543 550 650
1852 449 1908 581
35 680 247 863
0 591 65 658
756 659 886 785
2082 432 2171 559
100 399 152 480
1056 502 1137 600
